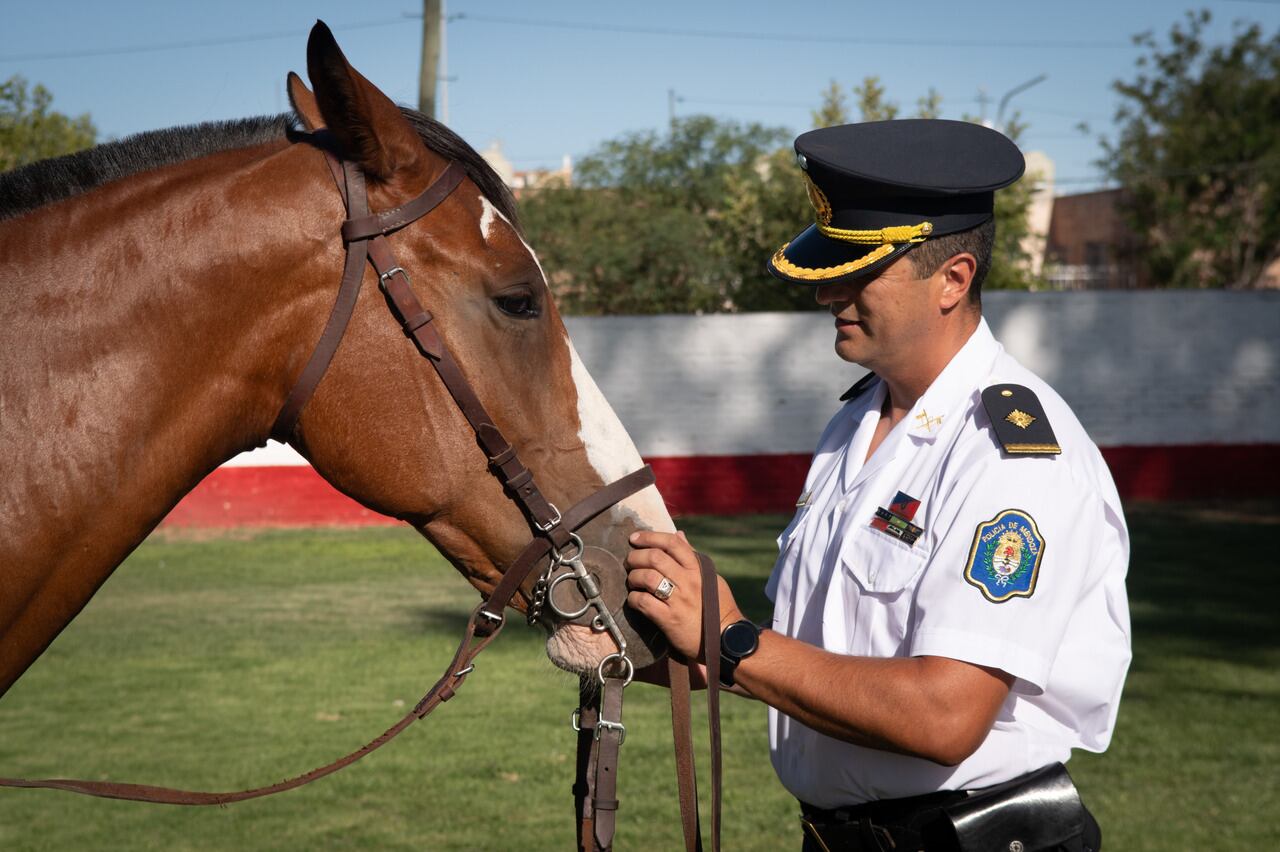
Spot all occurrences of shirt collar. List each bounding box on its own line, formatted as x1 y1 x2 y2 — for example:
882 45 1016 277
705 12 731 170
905 318 1000 443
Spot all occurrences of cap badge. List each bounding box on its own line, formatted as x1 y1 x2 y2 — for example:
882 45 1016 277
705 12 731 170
802 173 833 225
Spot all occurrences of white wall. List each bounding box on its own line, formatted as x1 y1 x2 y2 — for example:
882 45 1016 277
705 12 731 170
228 291 1280 467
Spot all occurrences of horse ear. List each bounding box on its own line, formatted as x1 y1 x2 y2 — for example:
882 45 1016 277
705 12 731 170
286 72 325 132
305 20 423 181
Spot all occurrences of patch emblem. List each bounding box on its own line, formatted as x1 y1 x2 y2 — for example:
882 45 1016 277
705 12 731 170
870 491 924 547
964 509 1045 602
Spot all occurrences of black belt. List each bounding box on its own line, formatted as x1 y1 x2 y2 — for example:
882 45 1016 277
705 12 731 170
799 763 1098 852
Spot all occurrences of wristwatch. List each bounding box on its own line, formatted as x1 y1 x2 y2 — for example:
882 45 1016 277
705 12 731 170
718 620 762 687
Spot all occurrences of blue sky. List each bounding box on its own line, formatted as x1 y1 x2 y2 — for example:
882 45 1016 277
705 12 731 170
3 1 1278 193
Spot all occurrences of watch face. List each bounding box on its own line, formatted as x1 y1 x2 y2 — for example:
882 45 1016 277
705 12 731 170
722 621 759 657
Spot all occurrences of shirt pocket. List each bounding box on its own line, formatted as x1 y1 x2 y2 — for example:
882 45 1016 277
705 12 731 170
834 526 929 656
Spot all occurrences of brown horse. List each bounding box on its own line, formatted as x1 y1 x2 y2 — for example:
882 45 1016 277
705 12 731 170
0 24 673 701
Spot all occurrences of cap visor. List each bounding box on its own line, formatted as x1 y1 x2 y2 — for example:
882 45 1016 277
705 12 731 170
767 224 916 285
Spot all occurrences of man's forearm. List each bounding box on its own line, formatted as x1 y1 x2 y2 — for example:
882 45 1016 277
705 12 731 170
732 630 1012 766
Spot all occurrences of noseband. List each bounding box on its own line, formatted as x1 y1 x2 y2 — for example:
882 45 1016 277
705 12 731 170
0 133 721 852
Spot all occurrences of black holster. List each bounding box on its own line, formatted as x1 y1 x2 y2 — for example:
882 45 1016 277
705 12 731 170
942 762 1095 852
799 762 1099 852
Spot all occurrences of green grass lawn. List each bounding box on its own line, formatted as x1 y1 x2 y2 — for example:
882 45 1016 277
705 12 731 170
0 504 1276 850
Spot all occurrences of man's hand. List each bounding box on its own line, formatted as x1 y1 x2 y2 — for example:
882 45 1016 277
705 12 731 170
624 531 744 663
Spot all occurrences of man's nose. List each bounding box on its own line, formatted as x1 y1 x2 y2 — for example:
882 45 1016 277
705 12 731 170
814 283 845 307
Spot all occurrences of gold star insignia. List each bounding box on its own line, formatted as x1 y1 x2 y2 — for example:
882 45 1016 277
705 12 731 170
1005 409 1036 430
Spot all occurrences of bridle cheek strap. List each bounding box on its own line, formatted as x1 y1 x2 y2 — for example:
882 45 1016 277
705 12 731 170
269 157 466 444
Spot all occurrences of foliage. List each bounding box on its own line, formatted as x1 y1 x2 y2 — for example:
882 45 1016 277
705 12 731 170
521 81 1043 315
0 75 96 172
811 79 850 128
521 115 814 314
986 141 1040 292
1101 10 1280 288
852 76 899 122
915 88 943 121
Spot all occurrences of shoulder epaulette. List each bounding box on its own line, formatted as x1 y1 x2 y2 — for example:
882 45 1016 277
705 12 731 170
981 383 1062 455
839 372 879 402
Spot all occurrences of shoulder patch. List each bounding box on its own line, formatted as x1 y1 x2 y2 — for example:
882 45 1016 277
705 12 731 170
840 372 878 402
981 383 1061 455
964 509 1045 603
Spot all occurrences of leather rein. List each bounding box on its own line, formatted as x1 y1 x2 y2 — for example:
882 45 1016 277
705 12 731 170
0 134 721 851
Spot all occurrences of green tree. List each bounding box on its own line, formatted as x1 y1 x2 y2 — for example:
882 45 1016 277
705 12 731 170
853 76 899 122
0 75 96 172
1101 10 1280 288
915 88 943 120
521 81 1044 315
812 80 851 128
521 115 813 314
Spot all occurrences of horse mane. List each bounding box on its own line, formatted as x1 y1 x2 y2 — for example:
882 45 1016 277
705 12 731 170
0 108 519 229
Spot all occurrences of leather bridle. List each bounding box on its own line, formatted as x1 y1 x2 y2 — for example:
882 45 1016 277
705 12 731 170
0 132 721 852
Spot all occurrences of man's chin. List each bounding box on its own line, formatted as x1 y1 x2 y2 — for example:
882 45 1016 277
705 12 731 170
834 337 870 365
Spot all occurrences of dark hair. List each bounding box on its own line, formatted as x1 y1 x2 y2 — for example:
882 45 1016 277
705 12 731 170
0 107 518 228
907 217 995 304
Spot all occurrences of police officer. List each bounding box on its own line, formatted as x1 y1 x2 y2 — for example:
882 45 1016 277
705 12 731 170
626 119 1130 851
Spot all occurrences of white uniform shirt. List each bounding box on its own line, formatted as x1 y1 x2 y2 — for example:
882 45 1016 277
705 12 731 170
765 318 1131 808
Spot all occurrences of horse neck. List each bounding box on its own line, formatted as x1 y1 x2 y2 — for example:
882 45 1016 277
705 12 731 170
0 139 342 571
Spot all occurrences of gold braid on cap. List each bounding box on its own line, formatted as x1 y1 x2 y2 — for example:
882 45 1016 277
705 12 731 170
772 174 933 281
771 243 897 281
804 173 933 245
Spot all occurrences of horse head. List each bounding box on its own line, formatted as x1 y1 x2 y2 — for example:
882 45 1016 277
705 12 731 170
276 24 673 673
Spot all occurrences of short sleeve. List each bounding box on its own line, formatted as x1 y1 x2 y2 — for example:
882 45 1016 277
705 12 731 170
908 455 1105 693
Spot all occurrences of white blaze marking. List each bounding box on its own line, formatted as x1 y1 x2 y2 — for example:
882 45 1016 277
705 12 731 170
478 195 497 241
482 198 549 284
566 337 676 533
480 198 668 531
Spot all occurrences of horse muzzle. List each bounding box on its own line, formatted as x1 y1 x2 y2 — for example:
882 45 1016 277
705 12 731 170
536 544 667 671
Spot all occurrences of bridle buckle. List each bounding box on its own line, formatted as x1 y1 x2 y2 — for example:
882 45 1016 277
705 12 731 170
534 503 563 534
378 265 409 286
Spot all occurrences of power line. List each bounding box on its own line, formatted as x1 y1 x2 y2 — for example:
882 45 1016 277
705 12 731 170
451 13 1132 50
0 18 413 63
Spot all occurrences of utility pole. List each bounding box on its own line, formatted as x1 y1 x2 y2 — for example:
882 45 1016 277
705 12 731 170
976 87 992 127
668 88 676 131
996 73 1048 129
440 0 449 125
418 0 441 118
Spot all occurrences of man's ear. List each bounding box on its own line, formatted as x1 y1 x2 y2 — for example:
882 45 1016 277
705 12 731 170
304 20 425 181
938 252 977 311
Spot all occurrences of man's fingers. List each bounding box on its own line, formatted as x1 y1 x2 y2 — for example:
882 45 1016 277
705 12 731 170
629 530 697 567
629 529 693 555
625 566 667 593
624 547 686 578
626 590 656 615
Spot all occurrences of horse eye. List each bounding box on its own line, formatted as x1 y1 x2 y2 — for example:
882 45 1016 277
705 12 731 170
495 292 539 318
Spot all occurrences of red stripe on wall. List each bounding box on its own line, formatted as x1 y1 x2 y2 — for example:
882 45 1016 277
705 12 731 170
161 444 1280 528
1099 444 1280 501
163 466 393 528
